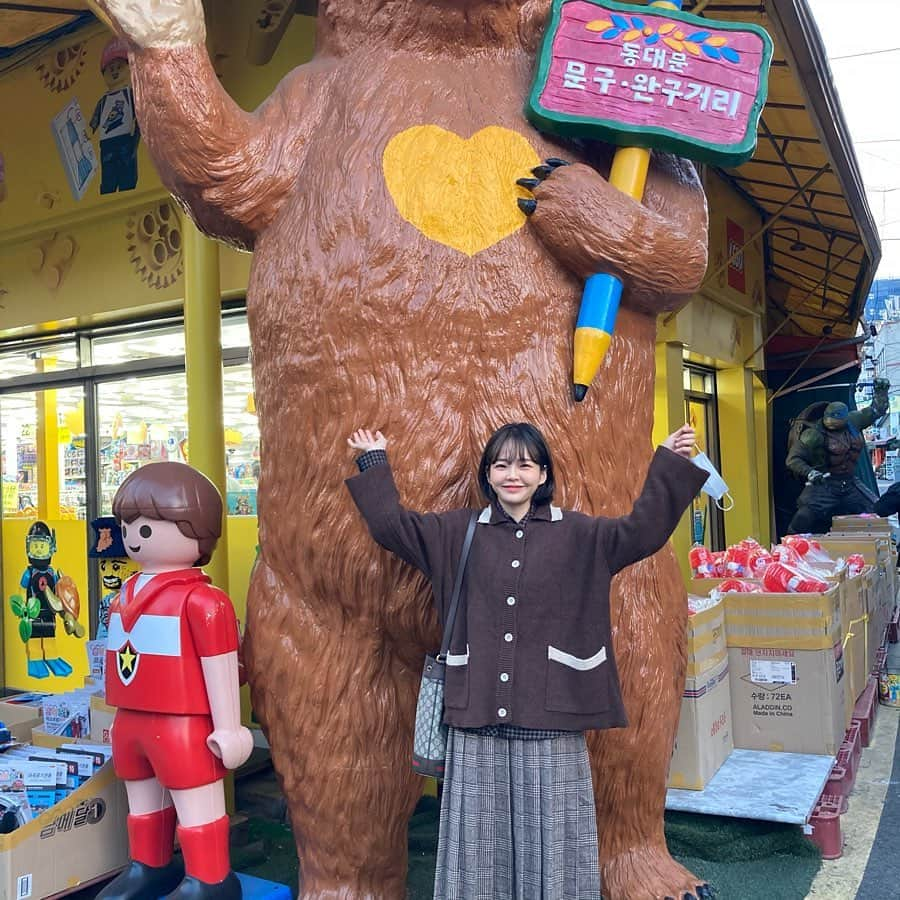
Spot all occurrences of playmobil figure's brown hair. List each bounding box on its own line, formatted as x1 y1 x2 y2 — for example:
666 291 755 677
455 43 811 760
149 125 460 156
112 462 222 566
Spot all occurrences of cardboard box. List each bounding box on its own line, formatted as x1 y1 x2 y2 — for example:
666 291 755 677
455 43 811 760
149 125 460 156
818 535 893 624
90 696 115 745
842 572 868 727
690 578 761 596
725 584 845 756
831 515 893 535
0 757 128 899
685 598 728 679
31 726 71 750
0 700 43 744
668 655 733 790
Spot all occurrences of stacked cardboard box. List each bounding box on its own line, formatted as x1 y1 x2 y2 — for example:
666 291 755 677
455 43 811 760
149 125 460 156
817 532 897 628
818 534 894 647
0 674 127 899
668 596 733 790
0 699 43 745
724 583 845 756
838 570 867 727
0 739 126 900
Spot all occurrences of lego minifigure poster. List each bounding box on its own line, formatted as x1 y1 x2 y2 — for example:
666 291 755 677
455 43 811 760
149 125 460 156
2 519 90 691
51 98 98 201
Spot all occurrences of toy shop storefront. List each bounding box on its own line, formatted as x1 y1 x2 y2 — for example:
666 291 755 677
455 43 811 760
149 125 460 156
0 307 260 694
0 6 320 700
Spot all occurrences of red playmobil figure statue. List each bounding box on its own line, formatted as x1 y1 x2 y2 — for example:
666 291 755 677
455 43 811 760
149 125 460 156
99 462 252 900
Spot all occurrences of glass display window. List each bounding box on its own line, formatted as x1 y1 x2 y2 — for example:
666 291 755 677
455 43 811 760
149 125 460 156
92 323 186 366
223 363 260 516
0 387 87 520
97 372 189 514
0 342 79 383
221 314 250 351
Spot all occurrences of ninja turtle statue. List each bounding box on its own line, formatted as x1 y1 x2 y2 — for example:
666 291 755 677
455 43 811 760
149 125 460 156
10 521 85 678
785 378 890 534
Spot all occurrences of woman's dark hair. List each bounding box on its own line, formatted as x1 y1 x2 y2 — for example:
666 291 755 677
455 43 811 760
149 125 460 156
478 423 555 506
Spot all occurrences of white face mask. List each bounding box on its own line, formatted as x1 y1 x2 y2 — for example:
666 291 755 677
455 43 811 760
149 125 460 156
691 451 735 511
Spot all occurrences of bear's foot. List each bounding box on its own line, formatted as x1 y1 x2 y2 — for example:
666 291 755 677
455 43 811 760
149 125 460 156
602 844 714 900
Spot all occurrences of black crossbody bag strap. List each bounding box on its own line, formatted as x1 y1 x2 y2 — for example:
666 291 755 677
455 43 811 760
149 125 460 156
438 511 478 660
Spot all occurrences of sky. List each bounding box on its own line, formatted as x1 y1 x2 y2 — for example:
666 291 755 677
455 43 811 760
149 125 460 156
807 0 900 279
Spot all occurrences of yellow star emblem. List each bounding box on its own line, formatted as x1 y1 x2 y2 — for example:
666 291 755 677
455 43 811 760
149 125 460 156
119 645 136 674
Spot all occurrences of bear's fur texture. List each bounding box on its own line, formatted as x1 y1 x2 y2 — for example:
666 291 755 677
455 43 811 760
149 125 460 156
98 0 710 895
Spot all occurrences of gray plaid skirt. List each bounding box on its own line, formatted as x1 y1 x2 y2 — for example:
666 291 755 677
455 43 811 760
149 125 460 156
434 727 602 900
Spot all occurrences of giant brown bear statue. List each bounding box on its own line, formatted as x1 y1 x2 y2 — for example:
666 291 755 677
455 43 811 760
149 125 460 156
91 0 709 896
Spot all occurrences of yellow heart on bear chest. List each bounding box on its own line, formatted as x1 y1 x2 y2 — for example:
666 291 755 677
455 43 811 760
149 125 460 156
382 125 542 257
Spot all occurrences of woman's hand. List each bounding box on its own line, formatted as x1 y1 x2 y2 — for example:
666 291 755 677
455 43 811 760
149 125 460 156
348 429 388 453
662 424 695 459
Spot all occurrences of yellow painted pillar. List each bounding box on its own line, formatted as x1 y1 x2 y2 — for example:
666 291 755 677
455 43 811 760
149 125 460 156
183 219 229 593
753 373 773 547
183 218 238 809
654 340 691 580
717 366 761 544
35 358 59 520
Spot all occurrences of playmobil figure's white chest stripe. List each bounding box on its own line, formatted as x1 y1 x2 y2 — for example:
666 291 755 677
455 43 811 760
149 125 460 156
107 613 181 657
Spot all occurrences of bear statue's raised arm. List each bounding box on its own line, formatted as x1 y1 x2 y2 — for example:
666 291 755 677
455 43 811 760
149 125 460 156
529 152 708 316
90 0 317 250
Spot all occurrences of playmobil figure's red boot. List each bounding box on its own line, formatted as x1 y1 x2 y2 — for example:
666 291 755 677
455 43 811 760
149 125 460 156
166 815 239 897
97 806 181 899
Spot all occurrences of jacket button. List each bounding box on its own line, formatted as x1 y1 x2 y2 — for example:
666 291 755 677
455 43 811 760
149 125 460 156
504 632 513 642
498 708 507 717
500 672 509 682
516 530 524 539
506 596 516 606
511 560 520 568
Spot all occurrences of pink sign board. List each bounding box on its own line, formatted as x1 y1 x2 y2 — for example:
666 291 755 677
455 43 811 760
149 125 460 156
526 0 773 166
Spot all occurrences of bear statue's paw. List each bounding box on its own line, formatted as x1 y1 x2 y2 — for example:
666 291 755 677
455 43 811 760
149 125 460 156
96 0 206 49
602 844 714 900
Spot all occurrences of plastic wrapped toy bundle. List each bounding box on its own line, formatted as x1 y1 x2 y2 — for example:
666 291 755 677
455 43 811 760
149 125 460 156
688 544 716 579
716 578 763 594
762 561 830 593
687 594 720 615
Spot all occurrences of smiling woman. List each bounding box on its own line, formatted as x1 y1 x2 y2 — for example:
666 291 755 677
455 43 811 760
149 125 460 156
346 420 706 900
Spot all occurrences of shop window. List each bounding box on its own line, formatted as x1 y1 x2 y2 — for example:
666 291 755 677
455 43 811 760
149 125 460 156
92 323 186 366
0 342 78 382
224 364 259 516
96 363 259 516
684 365 725 551
0 387 86 520
97 372 188 514
221 315 250 350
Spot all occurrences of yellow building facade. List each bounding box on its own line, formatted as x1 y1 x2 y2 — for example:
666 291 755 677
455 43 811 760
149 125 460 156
0 3 876 691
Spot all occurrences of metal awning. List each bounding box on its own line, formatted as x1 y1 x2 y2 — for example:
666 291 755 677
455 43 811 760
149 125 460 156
692 0 881 339
0 1 91 58
0 1 881 339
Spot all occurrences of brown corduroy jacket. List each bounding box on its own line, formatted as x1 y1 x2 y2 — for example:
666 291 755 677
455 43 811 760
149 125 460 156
346 446 708 731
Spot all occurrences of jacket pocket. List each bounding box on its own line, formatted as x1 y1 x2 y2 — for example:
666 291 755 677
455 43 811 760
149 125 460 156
545 644 610 714
443 645 470 709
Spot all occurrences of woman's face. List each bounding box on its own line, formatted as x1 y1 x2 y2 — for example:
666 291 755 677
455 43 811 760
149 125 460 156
487 442 547 512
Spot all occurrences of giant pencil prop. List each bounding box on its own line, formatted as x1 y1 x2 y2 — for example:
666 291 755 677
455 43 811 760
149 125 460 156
526 0 772 401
